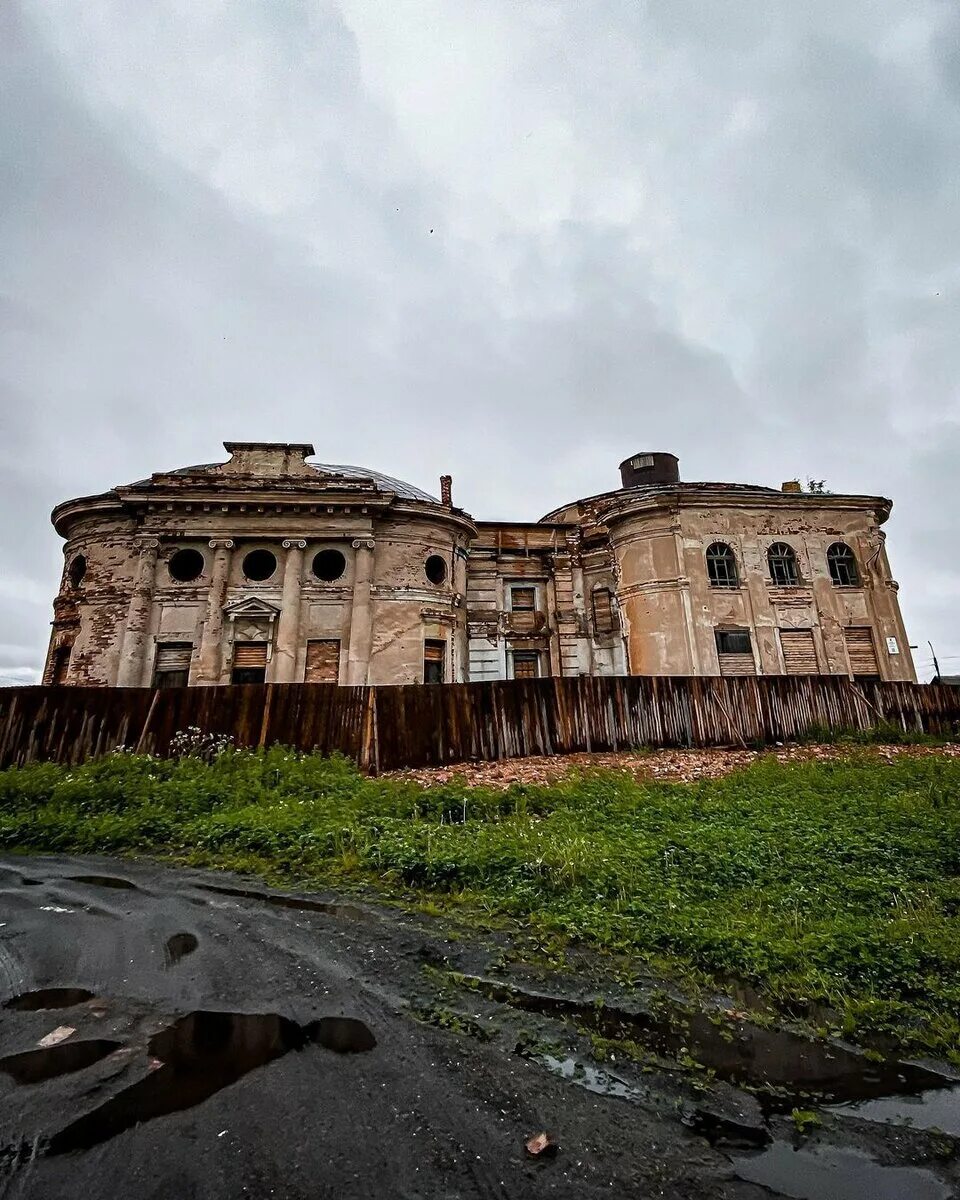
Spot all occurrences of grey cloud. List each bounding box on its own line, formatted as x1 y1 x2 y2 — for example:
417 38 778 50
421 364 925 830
1 0 958 680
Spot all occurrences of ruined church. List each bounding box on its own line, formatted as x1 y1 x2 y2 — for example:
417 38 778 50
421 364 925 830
44 443 915 687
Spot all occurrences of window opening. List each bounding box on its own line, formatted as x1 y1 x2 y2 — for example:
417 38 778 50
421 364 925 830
242 549 277 582
153 642 193 688
423 639 446 684
827 542 860 587
312 549 346 582
232 642 267 684
706 542 739 588
767 542 799 586
67 556 86 589
592 587 616 633
425 555 447 585
51 645 72 685
511 649 540 679
168 548 205 583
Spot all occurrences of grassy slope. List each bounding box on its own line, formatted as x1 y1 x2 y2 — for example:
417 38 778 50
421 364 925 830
2 747 959 1060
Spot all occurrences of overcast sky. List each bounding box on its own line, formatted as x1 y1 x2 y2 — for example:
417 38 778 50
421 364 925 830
2 1 958 683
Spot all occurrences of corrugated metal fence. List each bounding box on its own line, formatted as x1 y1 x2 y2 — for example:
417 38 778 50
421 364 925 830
0 678 958 773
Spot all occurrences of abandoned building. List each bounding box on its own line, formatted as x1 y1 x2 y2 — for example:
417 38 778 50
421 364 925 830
43 442 916 687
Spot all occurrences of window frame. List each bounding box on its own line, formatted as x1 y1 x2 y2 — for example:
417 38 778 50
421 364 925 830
714 628 753 656
827 542 860 587
510 649 542 680
767 542 800 587
423 638 446 684
705 542 740 589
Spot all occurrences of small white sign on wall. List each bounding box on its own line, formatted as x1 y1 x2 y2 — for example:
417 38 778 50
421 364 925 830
886 636 900 655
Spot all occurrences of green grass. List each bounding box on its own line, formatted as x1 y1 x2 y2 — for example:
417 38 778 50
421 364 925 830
2 746 959 1060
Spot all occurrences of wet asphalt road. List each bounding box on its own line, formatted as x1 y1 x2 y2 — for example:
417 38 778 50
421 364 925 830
0 853 759 1200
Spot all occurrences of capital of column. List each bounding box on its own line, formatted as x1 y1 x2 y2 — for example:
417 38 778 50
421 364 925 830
282 539 307 550
208 538 235 550
351 538 375 551
135 537 161 553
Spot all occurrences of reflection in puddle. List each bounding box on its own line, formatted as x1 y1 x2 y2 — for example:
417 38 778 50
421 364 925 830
0 1040 122 1085
48 1010 375 1154
464 976 953 1112
732 1141 952 1200
539 1054 646 1101
829 1084 960 1138
197 883 365 920
4 988 95 1011
163 932 198 967
68 875 139 891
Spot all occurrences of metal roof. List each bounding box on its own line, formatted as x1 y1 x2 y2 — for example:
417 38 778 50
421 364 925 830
309 463 438 503
129 460 439 503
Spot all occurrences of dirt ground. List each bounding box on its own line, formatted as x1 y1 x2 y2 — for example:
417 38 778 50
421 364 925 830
384 741 960 788
1 854 957 1199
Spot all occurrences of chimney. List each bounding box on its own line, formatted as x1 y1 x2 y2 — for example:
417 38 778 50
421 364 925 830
440 474 453 506
619 452 680 489
781 479 802 494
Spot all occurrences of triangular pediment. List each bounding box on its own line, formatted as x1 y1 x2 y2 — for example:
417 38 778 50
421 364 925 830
223 596 282 620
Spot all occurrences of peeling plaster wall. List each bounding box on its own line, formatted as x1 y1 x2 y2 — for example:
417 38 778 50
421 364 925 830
44 444 916 689
608 497 915 680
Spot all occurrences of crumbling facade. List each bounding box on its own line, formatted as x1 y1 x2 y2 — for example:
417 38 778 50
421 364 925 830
44 444 915 687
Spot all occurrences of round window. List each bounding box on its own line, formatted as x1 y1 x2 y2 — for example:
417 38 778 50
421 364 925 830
242 549 277 582
312 549 346 582
425 554 447 585
67 555 87 588
168 548 205 583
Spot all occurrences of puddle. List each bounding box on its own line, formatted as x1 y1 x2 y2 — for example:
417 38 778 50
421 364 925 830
539 1054 646 1103
197 883 365 921
308 1016 377 1054
163 933 198 967
4 988 96 1011
732 1141 952 1200
0 1040 122 1085
829 1084 960 1138
47 1010 375 1154
68 875 139 891
463 976 953 1111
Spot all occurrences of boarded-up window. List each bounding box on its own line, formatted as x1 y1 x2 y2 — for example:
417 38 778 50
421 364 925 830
780 629 819 675
592 587 616 634
844 627 880 680
232 641 267 684
509 586 537 633
51 646 72 685
305 639 340 683
153 642 192 688
511 650 540 679
423 639 446 684
715 629 756 677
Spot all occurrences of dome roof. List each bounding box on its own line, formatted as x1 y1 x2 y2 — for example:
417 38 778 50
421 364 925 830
131 443 440 504
309 463 438 503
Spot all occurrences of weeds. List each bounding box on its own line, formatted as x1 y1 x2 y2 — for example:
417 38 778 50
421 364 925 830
2 747 960 1058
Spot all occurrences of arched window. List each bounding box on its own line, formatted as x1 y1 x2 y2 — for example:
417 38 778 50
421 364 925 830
706 542 739 588
767 542 799 586
67 555 87 589
827 542 860 587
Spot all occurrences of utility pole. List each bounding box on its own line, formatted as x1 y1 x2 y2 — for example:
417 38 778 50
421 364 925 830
928 640 942 683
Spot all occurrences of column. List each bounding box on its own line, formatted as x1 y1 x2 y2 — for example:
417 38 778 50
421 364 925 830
116 538 160 686
346 538 375 685
273 539 306 682
196 539 234 685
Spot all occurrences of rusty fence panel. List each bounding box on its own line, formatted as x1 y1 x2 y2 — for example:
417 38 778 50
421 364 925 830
1 678 959 771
